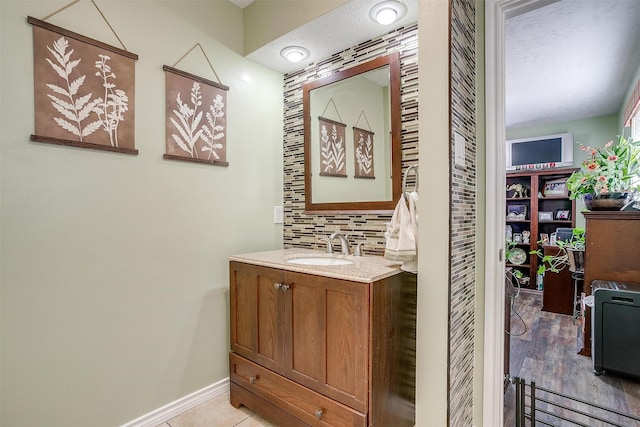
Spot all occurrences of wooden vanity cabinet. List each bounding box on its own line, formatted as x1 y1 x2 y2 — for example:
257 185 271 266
229 261 416 427
230 263 286 374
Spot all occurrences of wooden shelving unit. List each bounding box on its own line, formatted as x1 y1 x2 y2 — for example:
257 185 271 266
506 167 577 289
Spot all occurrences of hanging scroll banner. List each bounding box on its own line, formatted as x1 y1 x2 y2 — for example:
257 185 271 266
353 126 375 179
318 116 347 177
29 17 138 154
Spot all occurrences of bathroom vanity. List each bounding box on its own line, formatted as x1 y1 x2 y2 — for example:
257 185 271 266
228 249 416 427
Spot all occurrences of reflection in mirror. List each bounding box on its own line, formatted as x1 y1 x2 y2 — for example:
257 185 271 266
310 66 392 203
303 52 401 212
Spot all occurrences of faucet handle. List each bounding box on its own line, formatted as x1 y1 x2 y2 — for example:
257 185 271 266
354 241 367 257
319 237 333 253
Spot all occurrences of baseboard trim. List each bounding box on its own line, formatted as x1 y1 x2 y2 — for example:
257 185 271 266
121 377 230 427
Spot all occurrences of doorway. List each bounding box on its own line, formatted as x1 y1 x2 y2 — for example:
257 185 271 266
486 1 640 425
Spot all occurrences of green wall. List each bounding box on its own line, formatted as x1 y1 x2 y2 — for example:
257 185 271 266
416 1 450 425
0 1 283 425
243 0 348 55
506 114 619 228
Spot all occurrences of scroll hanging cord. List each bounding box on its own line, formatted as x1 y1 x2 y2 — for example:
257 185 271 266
320 98 344 124
171 43 223 85
354 110 372 132
41 0 128 51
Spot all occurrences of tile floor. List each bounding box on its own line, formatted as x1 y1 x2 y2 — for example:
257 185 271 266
156 391 279 427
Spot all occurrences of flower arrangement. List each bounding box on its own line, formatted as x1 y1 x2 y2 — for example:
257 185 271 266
566 134 640 200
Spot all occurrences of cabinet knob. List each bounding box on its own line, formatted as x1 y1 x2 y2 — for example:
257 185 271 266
274 283 282 290
315 409 323 420
249 376 258 384
281 284 290 291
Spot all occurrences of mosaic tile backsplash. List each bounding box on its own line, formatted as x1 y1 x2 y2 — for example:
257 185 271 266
448 1 478 426
282 24 419 256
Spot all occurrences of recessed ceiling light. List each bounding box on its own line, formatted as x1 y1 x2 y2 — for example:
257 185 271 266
369 0 407 25
280 46 310 63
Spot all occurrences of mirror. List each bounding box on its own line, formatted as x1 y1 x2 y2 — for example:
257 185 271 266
303 52 401 212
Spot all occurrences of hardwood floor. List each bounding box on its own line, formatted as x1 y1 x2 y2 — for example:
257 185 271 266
504 289 640 426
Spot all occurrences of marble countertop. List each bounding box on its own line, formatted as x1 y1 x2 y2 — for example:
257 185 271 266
228 248 404 283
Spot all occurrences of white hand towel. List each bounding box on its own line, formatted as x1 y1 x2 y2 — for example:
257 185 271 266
384 192 418 267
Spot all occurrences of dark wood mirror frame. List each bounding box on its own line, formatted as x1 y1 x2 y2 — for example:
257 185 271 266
303 52 402 213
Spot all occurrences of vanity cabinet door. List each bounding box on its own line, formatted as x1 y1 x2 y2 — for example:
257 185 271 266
230 262 286 375
283 271 369 412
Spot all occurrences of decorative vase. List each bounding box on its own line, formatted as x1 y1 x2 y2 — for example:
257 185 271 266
583 192 635 211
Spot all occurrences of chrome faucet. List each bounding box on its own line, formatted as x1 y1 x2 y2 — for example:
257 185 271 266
329 232 350 255
318 237 333 253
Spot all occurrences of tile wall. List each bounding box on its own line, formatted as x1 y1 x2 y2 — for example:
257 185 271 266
282 24 419 256
448 1 478 425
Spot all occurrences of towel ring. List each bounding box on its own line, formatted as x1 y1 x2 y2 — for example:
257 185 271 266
402 165 419 195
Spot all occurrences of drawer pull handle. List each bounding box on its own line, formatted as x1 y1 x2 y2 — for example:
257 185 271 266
315 409 323 420
249 376 258 384
274 283 282 290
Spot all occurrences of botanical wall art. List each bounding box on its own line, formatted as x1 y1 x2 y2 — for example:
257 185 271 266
163 66 229 166
29 17 138 154
353 127 375 179
318 117 346 177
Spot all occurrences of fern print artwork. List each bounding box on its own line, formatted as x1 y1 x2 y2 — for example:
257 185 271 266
164 66 229 165
353 127 375 179
30 19 137 153
318 117 347 177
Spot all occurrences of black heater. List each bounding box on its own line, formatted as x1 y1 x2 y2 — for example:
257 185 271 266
592 280 640 378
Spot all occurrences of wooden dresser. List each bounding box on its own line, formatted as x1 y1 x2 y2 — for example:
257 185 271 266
579 212 640 356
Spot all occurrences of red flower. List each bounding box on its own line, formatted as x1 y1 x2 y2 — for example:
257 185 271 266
608 155 618 161
587 162 599 171
598 175 607 182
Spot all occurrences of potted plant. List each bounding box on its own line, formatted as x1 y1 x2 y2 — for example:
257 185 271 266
530 228 585 275
565 134 640 210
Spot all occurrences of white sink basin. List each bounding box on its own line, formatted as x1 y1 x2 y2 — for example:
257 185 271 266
286 257 354 266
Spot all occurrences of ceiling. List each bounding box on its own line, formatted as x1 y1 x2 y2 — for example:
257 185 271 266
230 0 640 130
505 0 640 129
242 0 418 74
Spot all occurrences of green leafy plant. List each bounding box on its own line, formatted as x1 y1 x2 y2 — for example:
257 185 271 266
566 135 640 199
530 228 585 275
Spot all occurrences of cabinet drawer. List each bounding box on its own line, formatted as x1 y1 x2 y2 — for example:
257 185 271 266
230 353 366 427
